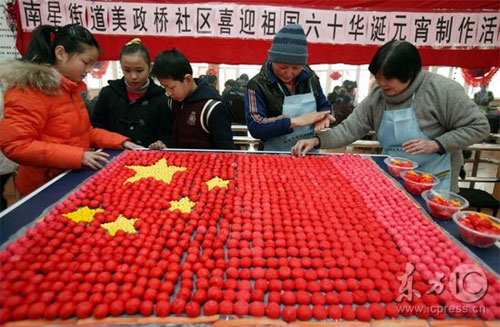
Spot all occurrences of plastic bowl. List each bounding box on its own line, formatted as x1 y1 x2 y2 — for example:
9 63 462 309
400 170 440 195
422 190 469 220
453 211 500 248
384 157 418 178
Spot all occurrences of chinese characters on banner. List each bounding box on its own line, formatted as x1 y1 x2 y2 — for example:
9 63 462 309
19 0 500 48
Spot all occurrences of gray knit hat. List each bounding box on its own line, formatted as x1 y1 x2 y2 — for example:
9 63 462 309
268 24 308 65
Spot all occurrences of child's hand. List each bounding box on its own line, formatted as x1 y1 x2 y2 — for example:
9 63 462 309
82 151 110 170
314 114 335 132
149 141 167 150
123 141 145 150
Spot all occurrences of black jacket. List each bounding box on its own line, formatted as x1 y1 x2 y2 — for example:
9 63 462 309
223 88 246 124
91 78 172 147
245 61 331 140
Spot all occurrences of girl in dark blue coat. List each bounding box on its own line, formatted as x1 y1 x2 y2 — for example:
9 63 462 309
92 39 172 149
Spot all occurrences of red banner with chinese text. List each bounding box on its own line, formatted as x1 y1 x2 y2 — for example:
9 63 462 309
14 0 500 68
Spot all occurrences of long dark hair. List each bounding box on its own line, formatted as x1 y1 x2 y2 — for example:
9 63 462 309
24 24 99 65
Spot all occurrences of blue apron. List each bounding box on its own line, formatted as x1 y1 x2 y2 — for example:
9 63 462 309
377 95 451 191
264 81 317 151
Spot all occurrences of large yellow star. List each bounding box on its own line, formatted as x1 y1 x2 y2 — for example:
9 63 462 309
169 197 196 213
101 215 139 237
63 206 104 223
125 158 187 184
206 176 230 191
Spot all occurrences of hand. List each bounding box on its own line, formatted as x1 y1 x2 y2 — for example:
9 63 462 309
123 141 145 150
82 151 110 170
314 114 335 132
291 138 320 156
290 111 328 128
402 139 440 154
149 140 166 150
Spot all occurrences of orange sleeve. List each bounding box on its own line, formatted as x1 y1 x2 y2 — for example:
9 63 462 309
0 89 84 169
88 127 129 150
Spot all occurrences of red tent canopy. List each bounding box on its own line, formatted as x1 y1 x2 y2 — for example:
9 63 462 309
14 0 500 67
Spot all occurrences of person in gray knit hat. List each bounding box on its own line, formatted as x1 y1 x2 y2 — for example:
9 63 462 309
244 24 334 151
268 23 309 65
293 40 489 193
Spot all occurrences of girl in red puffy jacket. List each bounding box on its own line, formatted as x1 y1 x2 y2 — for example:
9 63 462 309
0 24 140 195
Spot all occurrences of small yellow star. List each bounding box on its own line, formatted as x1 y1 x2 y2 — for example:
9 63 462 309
101 215 139 237
125 158 186 184
206 176 230 191
63 206 104 223
169 197 196 213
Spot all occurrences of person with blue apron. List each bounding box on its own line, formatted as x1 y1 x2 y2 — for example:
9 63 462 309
264 81 317 151
292 40 489 194
377 94 451 191
244 24 333 152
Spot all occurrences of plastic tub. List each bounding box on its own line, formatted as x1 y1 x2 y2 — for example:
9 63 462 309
453 211 500 248
400 170 440 195
384 157 418 178
421 190 469 220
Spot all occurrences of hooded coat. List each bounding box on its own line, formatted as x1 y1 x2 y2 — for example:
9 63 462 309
169 79 234 150
0 60 128 195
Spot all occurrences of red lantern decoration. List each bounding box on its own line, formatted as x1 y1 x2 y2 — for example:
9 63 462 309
90 61 110 79
206 67 217 76
461 67 499 87
329 71 342 80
